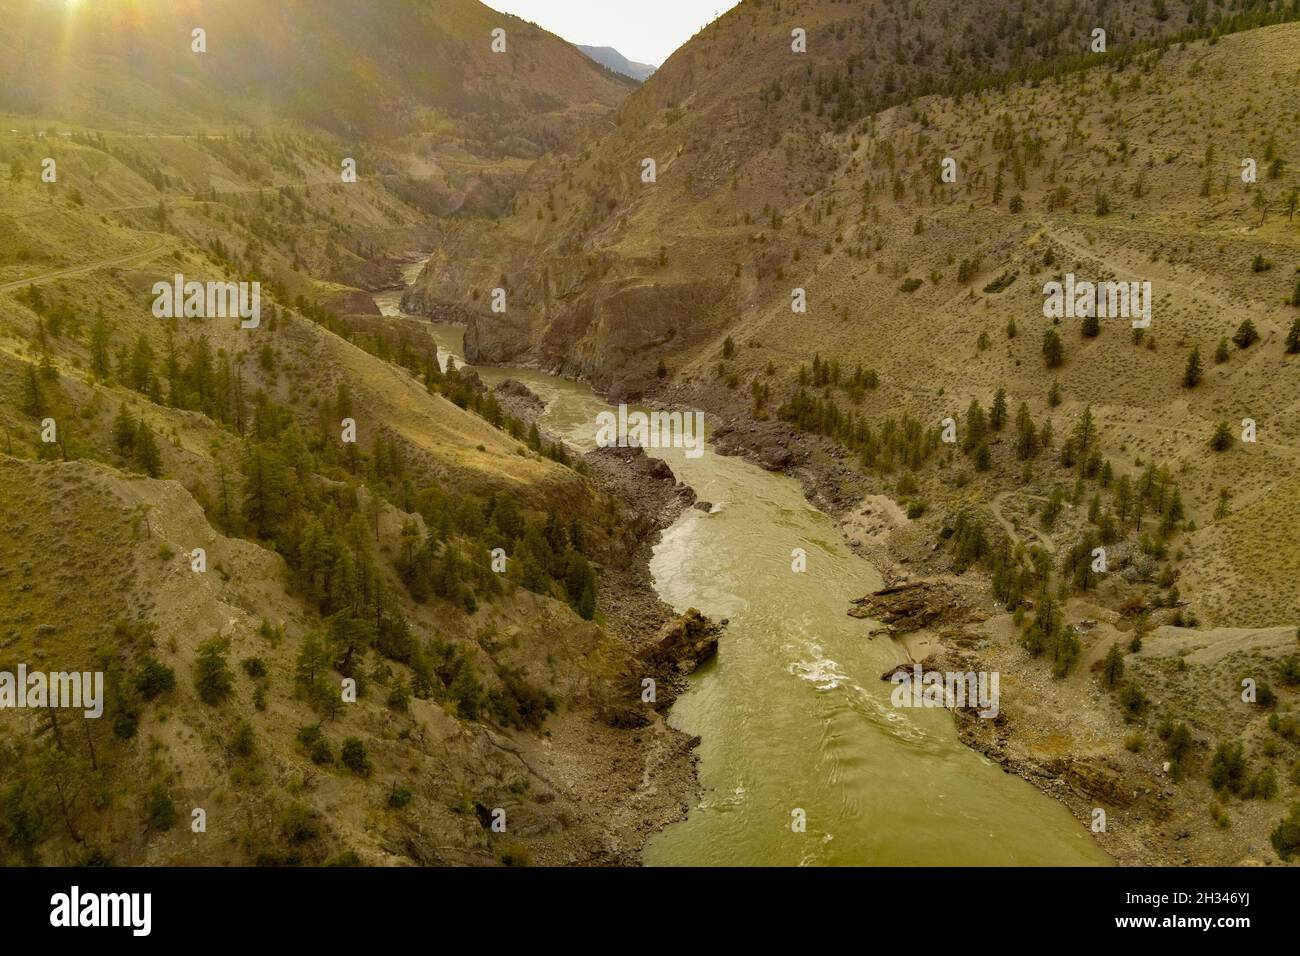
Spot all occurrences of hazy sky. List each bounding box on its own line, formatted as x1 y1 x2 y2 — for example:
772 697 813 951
483 0 743 67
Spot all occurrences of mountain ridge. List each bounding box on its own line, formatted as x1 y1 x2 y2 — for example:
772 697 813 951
577 45 657 82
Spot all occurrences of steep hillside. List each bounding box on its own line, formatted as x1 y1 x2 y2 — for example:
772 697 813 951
407 0 1291 366
0 0 630 145
0 456 695 866
0 0 689 868
409 5 1300 628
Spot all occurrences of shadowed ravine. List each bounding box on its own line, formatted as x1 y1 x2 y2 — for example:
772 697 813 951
379 291 1110 867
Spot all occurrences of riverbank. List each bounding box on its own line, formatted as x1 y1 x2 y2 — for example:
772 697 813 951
485 378 722 861
394 325 1113 863
680 388 1298 867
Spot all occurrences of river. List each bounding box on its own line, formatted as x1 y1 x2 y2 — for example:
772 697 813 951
377 267 1110 866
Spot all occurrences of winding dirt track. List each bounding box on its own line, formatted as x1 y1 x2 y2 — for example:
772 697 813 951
0 243 167 294
991 490 1057 553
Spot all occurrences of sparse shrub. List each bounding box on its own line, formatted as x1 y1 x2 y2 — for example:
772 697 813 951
1209 742 1247 794
230 720 255 757
146 786 176 831
341 737 371 776
1271 803 1300 860
281 804 320 846
983 272 1017 294
133 657 176 701
1118 682 1147 716
1210 802 1230 829
1246 767 1279 800
1278 656 1300 685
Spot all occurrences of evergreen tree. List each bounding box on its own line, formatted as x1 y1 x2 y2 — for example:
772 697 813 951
1232 318 1259 349
1286 317 1300 355
1102 644 1125 688
1043 328 1064 368
113 404 136 453
90 308 111 380
20 363 43 417
194 636 233 705
1015 403 1038 459
989 389 1008 431
133 421 162 477
1182 347 1202 387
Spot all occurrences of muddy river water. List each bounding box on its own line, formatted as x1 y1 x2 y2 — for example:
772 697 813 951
377 271 1109 866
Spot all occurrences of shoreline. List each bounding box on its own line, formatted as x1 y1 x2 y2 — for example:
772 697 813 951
418 329 1296 867
485 377 715 864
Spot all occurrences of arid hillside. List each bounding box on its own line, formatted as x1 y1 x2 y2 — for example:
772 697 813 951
398 0 1300 866
406 0 1287 369
410 5 1300 628
0 0 631 145
0 1 695 867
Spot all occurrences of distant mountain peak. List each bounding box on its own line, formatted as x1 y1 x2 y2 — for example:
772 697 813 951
576 45 656 83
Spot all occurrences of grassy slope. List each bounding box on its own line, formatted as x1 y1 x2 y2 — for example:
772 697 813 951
0 1 682 867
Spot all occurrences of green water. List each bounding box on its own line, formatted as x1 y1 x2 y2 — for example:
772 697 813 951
386 306 1110 867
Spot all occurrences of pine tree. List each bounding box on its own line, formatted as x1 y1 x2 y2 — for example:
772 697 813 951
1101 644 1125 688
194 636 233 705
113 404 136 452
1232 318 1259 349
962 399 987 452
989 389 1008 431
1210 421 1233 452
133 421 162 477
1182 347 1202 387
1015 403 1038 459
21 363 43 417
577 583 596 621
1043 328 1064 368
90 308 111 380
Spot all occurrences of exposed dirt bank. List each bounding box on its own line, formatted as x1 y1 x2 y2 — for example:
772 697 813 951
482 378 718 862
